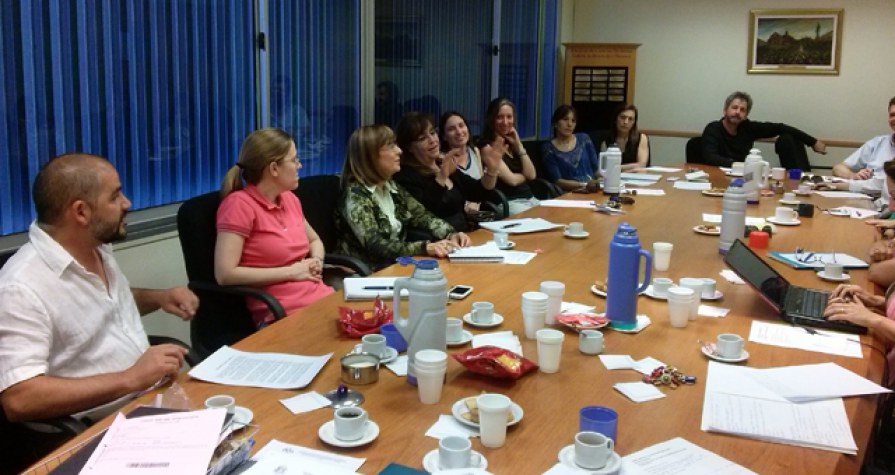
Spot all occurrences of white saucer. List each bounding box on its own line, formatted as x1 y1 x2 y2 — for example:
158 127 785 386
693 225 721 236
766 217 801 226
817 270 850 282
564 230 590 239
423 449 488 472
702 290 724 301
641 285 668 300
498 241 516 250
558 445 622 475
452 397 524 428
353 345 399 364
231 406 253 430
447 330 474 346
318 420 380 447
701 345 749 363
779 199 800 205
462 313 504 328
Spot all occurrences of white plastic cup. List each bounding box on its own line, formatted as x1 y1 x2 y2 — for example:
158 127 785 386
716 333 745 359
536 328 565 373
678 278 704 320
667 287 694 328
477 394 512 448
522 291 549 339
579 330 604 355
653 242 673 271
439 436 473 469
416 366 447 404
771 167 787 181
414 349 448 372
540 281 565 325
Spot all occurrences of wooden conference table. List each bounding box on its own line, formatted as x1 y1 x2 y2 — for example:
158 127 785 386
35 166 886 474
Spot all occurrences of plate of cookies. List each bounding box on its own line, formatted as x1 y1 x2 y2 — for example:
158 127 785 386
591 280 646 298
452 395 524 428
693 224 721 235
701 188 726 197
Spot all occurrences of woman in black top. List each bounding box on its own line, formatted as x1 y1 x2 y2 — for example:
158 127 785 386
478 97 539 215
600 103 650 171
394 112 501 231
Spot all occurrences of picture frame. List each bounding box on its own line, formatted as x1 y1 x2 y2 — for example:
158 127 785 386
747 9 843 75
375 16 422 68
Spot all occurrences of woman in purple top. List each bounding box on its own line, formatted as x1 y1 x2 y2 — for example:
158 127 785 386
541 105 600 193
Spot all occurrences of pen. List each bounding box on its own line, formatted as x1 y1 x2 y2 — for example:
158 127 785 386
363 286 394 290
502 223 521 229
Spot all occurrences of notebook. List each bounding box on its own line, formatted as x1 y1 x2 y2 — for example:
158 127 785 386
342 277 409 301
447 242 504 263
723 239 867 335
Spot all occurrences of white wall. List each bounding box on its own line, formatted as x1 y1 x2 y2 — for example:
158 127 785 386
566 0 894 167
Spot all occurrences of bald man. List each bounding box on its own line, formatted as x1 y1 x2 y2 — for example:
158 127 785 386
0 153 198 424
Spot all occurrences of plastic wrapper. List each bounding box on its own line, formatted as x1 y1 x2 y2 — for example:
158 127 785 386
555 313 609 332
338 296 393 337
452 345 537 379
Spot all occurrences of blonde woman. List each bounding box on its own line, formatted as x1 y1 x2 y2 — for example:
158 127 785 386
335 125 469 271
479 97 539 214
215 128 333 327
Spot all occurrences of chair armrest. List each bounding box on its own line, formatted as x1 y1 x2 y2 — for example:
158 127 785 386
27 415 89 435
147 335 201 368
481 189 509 219
325 254 372 277
187 281 286 320
529 178 562 199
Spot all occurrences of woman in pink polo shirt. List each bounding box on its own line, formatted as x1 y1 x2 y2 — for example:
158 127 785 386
215 128 334 327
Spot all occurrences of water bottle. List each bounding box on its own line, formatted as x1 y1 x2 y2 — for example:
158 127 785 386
605 223 652 331
742 148 769 204
599 145 622 195
719 179 747 254
392 259 448 385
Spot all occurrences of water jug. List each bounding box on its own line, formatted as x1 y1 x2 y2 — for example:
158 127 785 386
599 145 622 195
742 148 769 204
719 179 747 254
393 259 448 385
605 223 652 330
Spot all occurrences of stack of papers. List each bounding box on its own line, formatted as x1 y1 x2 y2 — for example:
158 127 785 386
342 277 408 301
189 346 332 389
244 439 365 475
674 181 711 191
621 438 756 475
702 213 766 226
621 172 662 183
746 362 890 402
749 321 863 358
448 242 504 263
479 218 562 234
539 199 597 209
471 331 523 356
767 251 868 269
614 381 666 402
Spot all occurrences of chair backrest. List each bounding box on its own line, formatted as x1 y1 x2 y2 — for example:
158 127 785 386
176 191 255 356
294 174 342 252
521 139 548 179
686 136 704 164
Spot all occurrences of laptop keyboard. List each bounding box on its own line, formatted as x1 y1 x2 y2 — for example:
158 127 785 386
785 288 829 319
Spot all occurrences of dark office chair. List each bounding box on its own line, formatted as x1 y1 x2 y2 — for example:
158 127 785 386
403 95 442 123
294 174 372 288
685 136 704 164
176 191 286 360
520 139 563 199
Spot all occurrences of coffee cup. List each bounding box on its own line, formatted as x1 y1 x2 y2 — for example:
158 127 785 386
471 301 494 324
798 203 815 218
493 232 510 248
333 406 368 441
731 162 745 175
567 222 585 235
824 262 844 279
774 206 798 223
652 242 673 272
574 431 614 469
771 167 787 181
205 394 236 415
782 192 796 202
716 333 745 359
361 333 387 358
438 436 475 469
579 329 604 355
446 318 463 343
651 277 673 297
798 183 812 194
701 278 717 299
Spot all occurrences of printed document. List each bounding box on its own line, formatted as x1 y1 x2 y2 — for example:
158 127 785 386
189 346 332 389
249 439 365 473
748 321 862 358
621 437 756 475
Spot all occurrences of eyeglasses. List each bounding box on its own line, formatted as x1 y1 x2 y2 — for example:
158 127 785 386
795 247 837 264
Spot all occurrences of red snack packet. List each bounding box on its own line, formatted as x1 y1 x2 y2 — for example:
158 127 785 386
452 345 537 379
555 313 609 331
338 296 394 337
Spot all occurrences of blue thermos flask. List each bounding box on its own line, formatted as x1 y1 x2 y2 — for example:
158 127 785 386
606 223 652 331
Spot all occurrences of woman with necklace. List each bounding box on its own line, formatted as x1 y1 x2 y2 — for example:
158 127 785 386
541 105 600 193
600 103 650 171
478 97 539 215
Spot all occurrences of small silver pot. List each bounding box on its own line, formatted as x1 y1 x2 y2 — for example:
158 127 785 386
340 352 380 385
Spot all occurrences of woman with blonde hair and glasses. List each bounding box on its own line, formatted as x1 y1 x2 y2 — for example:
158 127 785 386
335 124 469 271
215 128 333 327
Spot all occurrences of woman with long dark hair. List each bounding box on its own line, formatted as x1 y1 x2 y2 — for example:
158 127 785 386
601 103 650 171
479 97 539 215
541 105 600 193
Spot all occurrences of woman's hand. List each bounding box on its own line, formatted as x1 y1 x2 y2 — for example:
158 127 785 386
503 127 522 154
481 141 506 172
287 258 323 282
865 218 895 230
828 284 885 309
439 149 461 179
448 232 470 247
868 239 894 262
825 297 884 327
425 240 459 258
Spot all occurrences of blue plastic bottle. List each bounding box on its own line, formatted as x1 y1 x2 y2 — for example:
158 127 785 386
606 223 652 330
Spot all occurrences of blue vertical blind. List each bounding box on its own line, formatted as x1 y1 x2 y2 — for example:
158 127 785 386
268 0 360 177
0 1 256 236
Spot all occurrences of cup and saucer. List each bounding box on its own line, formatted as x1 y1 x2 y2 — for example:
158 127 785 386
817 270 850 282
766 216 801 226
564 230 590 239
494 240 516 250
230 406 254 430
462 312 504 328
446 330 474 346
423 449 488 473
318 420 380 448
700 342 749 363
558 445 622 475
352 344 399 364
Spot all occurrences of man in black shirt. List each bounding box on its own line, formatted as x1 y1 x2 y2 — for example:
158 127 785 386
701 91 826 170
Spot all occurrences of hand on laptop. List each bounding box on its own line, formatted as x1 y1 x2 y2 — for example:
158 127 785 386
825 298 884 329
828 284 886 309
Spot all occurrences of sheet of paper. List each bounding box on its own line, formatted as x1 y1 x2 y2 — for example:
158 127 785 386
448 242 503 262
242 452 360 475
188 346 333 389
425 414 479 439
673 181 711 191
342 277 409 300
471 331 523 356
385 354 408 376
701 362 858 454
645 166 683 173
747 362 890 402
702 213 766 226
599 354 636 370
499 250 537 265
539 199 597 209
280 391 331 415
621 437 757 475
827 206 881 219
560 301 596 314
814 191 873 199
633 356 666 375
748 321 863 358
252 439 365 472
614 381 666 403
698 304 729 318
627 188 666 196
479 218 563 234
719 269 745 284
81 409 225 475
621 172 663 182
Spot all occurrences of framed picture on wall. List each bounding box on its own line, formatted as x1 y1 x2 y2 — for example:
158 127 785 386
375 16 422 68
747 9 843 75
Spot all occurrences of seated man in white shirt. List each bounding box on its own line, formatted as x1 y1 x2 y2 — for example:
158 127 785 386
830 96 895 196
0 153 199 424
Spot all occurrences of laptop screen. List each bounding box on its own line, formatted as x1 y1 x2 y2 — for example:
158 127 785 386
724 239 790 310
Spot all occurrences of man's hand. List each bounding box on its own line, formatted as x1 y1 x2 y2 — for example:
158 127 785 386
159 287 198 320
853 167 874 180
812 140 827 155
126 344 188 391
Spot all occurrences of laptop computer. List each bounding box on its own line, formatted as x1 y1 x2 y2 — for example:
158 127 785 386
723 239 867 334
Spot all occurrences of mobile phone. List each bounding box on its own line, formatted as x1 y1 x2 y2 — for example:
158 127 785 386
448 285 473 300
